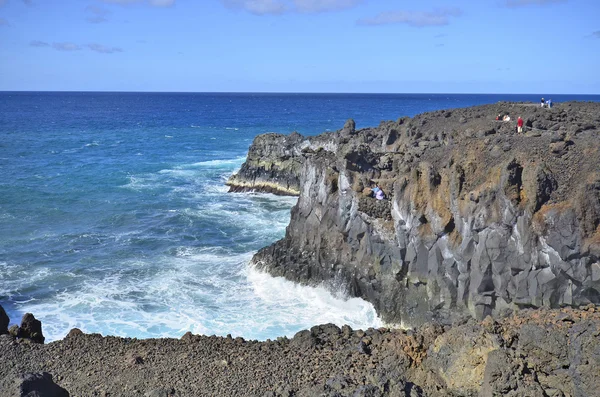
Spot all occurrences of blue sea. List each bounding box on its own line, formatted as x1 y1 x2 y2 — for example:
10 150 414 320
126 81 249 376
1 92 598 342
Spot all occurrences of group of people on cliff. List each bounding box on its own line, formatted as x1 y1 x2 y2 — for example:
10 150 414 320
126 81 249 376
495 98 554 133
541 98 552 108
496 114 524 133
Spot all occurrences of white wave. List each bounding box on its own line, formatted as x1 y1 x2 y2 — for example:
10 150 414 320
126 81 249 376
188 157 246 167
244 265 382 337
3 157 319 343
158 168 197 177
8 218 383 342
0 262 52 298
19 257 216 340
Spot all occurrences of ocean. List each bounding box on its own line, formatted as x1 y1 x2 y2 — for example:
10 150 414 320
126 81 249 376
1 92 598 342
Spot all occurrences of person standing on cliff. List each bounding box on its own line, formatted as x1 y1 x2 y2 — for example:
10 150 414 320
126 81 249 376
517 116 524 133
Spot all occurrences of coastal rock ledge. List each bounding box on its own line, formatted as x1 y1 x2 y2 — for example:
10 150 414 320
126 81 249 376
229 102 600 326
1 305 599 396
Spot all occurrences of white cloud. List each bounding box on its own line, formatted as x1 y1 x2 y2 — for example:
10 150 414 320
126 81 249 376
86 5 111 23
88 43 123 53
0 0 34 5
30 40 123 54
358 8 462 27
221 0 361 15
86 15 109 23
52 42 81 51
30 40 49 47
293 0 361 13
505 0 566 7
99 0 175 7
221 0 287 15
148 0 174 6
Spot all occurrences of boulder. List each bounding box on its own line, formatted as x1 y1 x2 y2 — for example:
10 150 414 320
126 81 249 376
342 118 356 134
19 313 45 344
0 304 8 335
15 372 69 397
9 324 19 337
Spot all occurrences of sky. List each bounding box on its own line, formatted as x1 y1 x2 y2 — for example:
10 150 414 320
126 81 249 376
0 0 599 93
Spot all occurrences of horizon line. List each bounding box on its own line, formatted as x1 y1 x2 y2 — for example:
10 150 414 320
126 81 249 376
1 90 599 96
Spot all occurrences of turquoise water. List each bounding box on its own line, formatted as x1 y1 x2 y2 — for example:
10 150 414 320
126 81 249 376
1 92 598 341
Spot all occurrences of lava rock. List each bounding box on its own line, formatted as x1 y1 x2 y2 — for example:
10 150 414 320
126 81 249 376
238 102 600 327
0 305 8 335
19 313 44 344
15 372 69 397
343 118 356 134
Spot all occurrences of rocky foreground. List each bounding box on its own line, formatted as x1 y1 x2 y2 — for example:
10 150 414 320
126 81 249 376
229 101 600 327
1 304 599 397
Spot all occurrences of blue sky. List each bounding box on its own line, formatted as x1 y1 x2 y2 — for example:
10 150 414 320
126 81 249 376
0 0 598 93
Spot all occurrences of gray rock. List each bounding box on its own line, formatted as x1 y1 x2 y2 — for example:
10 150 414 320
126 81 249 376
351 385 382 397
343 118 356 134
0 304 8 335
19 313 44 344
145 388 175 397
15 372 69 397
480 349 518 396
290 329 316 350
238 102 600 326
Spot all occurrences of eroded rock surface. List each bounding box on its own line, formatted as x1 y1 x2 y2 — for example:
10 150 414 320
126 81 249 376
229 102 600 326
226 132 305 195
1 307 598 396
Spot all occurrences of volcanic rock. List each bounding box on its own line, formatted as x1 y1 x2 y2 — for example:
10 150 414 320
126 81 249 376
0 304 8 335
14 372 69 397
1 307 598 396
19 313 45 344
230 101 600 327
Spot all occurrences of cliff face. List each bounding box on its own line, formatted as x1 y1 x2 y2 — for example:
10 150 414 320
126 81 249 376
226 132 305 195
229 102 600 326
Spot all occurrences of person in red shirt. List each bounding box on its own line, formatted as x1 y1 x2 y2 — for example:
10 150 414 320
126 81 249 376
517 116 524 133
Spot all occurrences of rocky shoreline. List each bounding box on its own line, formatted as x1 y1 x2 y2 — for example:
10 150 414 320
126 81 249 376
2 101 600 396
2 304 599 396
231 102 600 328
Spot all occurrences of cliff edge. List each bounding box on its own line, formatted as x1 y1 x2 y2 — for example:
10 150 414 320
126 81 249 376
228 102 600 326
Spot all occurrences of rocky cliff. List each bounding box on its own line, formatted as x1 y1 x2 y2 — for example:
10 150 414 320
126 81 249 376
229 102 600 327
